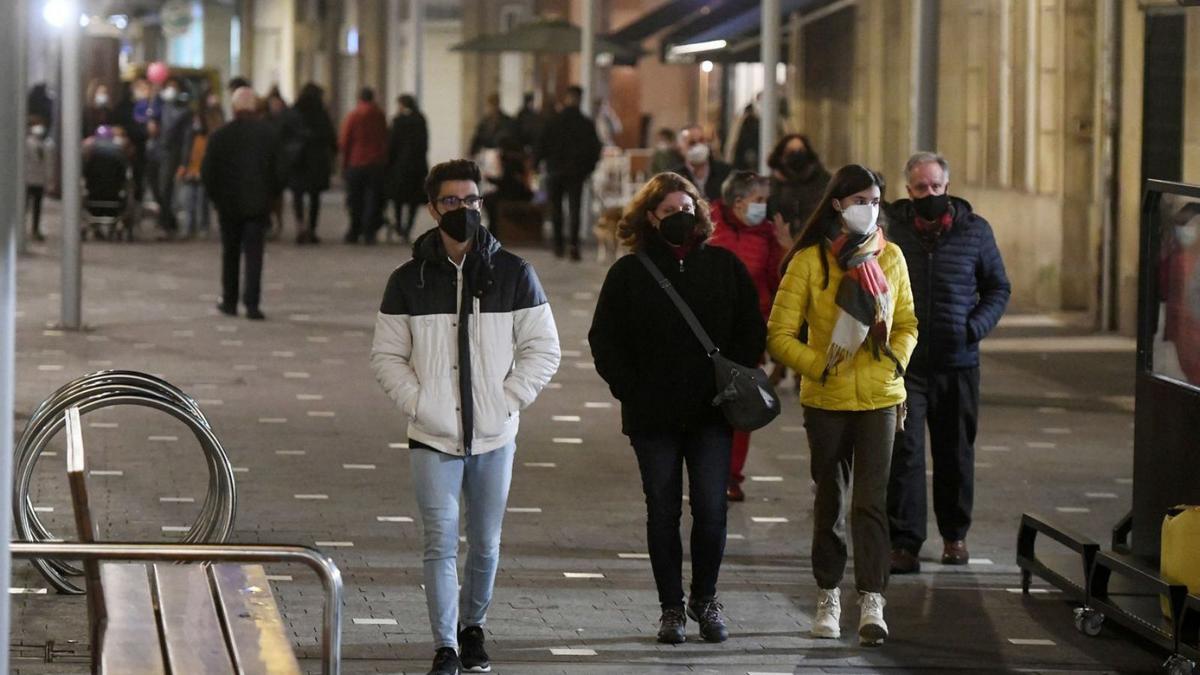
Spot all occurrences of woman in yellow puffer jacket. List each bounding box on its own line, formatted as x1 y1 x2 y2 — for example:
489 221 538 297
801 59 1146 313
767 164 917 647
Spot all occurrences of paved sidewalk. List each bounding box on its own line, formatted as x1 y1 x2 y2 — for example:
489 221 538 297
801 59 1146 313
8 201 1161 673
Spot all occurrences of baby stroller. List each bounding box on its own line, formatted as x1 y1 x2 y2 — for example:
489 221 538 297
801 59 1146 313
81 134 134 241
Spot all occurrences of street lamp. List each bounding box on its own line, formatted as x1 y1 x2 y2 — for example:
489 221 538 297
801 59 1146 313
41 0 72 27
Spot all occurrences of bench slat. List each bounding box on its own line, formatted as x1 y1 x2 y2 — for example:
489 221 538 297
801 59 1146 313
212 564 302 675
153 564 236 674
99 564 166 675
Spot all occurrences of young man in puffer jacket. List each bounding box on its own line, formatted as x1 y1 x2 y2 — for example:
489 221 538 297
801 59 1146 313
371 159 560 675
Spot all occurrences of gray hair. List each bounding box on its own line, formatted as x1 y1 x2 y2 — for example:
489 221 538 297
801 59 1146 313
231 86 258 114
721 170 769 205
904 151 950 183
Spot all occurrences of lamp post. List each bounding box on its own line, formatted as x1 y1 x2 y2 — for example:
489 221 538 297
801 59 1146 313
45 0 83 329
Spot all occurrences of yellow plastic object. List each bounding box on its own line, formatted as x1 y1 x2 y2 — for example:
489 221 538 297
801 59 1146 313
1161 505 1200 618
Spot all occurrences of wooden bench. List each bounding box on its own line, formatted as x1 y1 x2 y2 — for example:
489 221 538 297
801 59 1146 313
64 407 304 675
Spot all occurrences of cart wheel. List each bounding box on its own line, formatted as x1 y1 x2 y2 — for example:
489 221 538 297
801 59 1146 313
1073 607 1104 636
1164 654 1195 675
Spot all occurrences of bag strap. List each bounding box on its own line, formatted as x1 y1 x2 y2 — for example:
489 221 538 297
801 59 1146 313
636 250 719 357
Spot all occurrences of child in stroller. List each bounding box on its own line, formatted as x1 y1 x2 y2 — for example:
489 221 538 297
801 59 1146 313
82 125 134 241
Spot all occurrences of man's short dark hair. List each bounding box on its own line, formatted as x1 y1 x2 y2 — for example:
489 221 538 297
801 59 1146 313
566 85 583 99
359 87 375 103
228 76 251 92
425 159 482 204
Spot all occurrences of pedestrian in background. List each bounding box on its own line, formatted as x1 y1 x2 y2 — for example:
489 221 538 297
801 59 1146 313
885 152 1010 574
766 134 831 241
201 87 281 320
152 76 192 238
24 116 53 242
672 125 732 202
288 83 337 245
515 91 544 155
536 85 602 260
264 87 291 240
708 171 783 502
83 79 114 138
469 92 517 156
386 93 429 244
177 112 212 239
339 87 389 244
589 172 765 646
649 128 684 175
371 159 560 675
767 164 917 647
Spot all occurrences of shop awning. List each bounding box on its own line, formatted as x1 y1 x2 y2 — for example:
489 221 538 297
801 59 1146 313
605 0 715 45
659 0 832 62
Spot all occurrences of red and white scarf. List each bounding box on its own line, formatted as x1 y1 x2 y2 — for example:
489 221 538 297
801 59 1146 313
823 229 900 380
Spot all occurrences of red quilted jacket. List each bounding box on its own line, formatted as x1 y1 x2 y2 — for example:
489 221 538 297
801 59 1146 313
708 200 784 320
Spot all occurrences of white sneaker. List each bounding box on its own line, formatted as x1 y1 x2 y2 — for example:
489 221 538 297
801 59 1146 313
811 587 841 638
858 592 888 646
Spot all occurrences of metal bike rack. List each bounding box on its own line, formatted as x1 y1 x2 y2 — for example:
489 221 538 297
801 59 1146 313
11 541 344 675
11 371 237 593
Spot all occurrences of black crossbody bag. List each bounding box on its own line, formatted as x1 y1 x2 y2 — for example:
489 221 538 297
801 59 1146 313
636 251 781 432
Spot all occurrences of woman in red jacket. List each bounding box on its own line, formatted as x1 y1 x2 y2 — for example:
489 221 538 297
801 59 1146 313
709 171 784 501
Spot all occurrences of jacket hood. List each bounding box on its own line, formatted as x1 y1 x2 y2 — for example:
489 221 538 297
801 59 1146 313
412 222 502 297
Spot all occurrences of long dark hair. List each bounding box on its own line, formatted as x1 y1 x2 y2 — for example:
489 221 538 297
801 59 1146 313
780 164 884 287
767 133 821 173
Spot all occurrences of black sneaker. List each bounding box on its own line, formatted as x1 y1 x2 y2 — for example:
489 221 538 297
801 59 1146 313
428 646 460 675
687 598 730 642
657 606 687 644
245 307 266 321
216 302 236 317
458 625 491 672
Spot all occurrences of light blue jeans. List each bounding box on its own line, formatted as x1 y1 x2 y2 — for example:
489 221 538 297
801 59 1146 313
410 443 515 649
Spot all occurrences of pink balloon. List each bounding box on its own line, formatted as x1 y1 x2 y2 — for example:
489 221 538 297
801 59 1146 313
147 62 169 85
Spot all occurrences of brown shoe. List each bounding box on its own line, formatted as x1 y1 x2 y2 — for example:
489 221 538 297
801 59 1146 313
726 482 745 502
942 540 969 565
889 548 921 574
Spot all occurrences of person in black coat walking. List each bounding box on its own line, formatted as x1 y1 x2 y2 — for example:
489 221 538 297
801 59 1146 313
386 94 429 243
589 172 765 646
202 87 282 320
884 152 1011 574
535 85 602 261
287 83 337 244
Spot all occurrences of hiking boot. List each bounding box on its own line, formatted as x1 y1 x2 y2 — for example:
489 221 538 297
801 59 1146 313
812 587 841 638
427 646 460 675
857 592 888 646
656 606 686 644
458 625 491 672
942 539 969 565
890 548 921 574
687 597 729 643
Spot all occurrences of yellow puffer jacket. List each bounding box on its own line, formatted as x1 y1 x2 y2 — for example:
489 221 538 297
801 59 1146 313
767 242 918 411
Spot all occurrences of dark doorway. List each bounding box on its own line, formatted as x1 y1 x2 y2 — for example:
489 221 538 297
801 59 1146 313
1140 12 1185 184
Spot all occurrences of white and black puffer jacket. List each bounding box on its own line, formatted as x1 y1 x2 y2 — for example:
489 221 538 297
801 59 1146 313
371 227 560 456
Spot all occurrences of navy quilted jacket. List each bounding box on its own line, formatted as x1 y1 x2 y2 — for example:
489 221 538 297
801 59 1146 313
885 197 1011 373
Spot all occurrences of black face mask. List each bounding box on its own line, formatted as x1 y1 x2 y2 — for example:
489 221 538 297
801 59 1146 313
438 207 481 243
912 193 950 221
784 151 812 174
657 211 697 246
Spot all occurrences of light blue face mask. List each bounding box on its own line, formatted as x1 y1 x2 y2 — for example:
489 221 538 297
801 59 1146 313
744 202 768 226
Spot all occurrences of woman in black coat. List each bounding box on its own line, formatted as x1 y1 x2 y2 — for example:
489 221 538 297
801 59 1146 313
588 171 765 647
288 82 337 244
386 94 429 243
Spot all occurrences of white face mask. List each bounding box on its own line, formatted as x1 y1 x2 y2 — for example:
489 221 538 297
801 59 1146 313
94 93 109 106
744 202 767 226
30 125 46 137
839 203 879 235
161 87 178 102
686 143 710 165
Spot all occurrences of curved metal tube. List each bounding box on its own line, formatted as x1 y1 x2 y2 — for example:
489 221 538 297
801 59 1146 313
12 371 236 593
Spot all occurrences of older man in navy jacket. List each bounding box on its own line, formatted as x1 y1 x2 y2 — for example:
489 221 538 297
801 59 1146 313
885 152 1011 573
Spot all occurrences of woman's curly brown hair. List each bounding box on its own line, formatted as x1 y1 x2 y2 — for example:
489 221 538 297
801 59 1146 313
618 172 713 250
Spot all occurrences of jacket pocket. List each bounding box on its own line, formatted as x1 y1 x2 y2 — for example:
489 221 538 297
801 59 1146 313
412 377 458 439
473 379 513 439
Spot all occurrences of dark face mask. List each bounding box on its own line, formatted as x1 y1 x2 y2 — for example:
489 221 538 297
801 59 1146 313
657 211 697 246
912 193 950 221
785 150 812 174
438 207 481 243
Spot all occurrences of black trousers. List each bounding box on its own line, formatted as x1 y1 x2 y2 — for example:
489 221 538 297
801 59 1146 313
887 367 980 554
292 189 322 233
219 215 266 310
391 197 421 240
547 174 584 252
26 185 44 234
629 423 731 610
344 165 384 241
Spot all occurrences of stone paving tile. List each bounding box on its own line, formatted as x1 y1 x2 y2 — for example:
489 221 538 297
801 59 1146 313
8 203 1161 673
